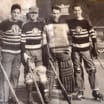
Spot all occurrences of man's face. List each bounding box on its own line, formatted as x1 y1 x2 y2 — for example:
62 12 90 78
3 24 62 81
73 6 82 18
52 9 61 21
11 9 21 21
29 12 39 21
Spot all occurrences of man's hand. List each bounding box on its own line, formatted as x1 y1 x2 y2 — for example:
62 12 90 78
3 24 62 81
90 46 98 59
24 53 30 62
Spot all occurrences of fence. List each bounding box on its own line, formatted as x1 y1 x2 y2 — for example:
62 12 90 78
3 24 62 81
94 26 104 50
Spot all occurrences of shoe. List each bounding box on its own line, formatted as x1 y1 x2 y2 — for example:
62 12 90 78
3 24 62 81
92 90 104 101
73 91 84 100
8 98 17 104
44 91 50 104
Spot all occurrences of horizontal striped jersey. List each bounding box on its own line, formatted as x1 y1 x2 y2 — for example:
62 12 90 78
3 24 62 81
0 19 24 54
67 19 96 51
22 21 45 51
44 23 70 53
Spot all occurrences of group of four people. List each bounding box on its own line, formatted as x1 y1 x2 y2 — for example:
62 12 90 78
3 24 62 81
0 3 103 104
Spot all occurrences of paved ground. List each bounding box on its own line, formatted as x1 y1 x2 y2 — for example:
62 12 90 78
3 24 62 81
17 54 104 104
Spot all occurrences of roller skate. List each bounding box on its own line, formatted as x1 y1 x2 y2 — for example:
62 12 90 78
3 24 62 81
44 91 50 104
92 90 104 101
8 97 17 104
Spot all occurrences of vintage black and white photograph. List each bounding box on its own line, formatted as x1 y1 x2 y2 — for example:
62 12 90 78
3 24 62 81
0 0 104 104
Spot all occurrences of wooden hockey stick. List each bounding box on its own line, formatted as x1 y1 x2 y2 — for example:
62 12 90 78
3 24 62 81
27 59 45 104
0 62 24 104
49 59 71 104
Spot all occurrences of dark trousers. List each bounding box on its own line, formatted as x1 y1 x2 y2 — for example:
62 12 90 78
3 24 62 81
71 50 98 92
0 52 21 103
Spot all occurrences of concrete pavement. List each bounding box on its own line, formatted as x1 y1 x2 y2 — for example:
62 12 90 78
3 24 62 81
17 56 104 104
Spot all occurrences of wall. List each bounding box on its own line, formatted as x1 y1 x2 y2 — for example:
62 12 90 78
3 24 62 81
52 0 104 26
37 0 51 18
0 0 51 20
0 0 104 26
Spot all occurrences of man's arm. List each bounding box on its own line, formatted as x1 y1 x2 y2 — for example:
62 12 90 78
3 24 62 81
21 24 30 63
42 26 49 67
0 21 5 60
66 24 72 52
88 22 98 58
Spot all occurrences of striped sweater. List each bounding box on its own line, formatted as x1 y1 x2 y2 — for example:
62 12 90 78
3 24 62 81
67 19 96 51
22 21 45 51
0 19 24 54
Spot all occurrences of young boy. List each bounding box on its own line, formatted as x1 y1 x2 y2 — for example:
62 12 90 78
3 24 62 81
22 6 48 104
43 6 75 98
0 4 24 104
67 5 103 100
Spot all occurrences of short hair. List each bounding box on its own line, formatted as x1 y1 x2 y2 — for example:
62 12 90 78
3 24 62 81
72 4 82 10
52 6 61 11
11 4 21 12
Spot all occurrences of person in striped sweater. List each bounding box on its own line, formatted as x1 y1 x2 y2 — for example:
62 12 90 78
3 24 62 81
67 5 103 100
0 4 25 104
22 6 49 104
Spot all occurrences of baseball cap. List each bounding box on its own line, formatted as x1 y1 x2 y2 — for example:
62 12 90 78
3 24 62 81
29 6 39 13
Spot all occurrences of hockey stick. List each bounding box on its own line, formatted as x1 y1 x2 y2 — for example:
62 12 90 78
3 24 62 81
49 59 71 104
0 62 24 104
27 59 45 104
